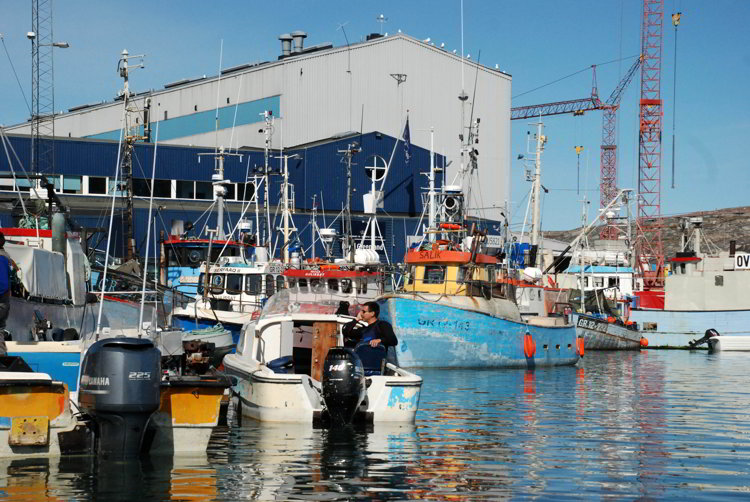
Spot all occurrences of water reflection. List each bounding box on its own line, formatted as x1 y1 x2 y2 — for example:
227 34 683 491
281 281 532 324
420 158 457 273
3 351 750 499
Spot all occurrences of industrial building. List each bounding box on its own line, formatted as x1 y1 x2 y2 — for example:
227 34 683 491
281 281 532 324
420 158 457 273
2 31 511 261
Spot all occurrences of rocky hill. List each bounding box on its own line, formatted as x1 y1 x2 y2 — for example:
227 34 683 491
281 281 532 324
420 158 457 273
544 206 750 258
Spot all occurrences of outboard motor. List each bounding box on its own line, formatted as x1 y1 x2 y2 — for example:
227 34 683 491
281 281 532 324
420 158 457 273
688 328 720 349
79 338 161 457
322 348 366 426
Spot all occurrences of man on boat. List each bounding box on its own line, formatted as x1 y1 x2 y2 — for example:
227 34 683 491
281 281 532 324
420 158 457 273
343 301 398 357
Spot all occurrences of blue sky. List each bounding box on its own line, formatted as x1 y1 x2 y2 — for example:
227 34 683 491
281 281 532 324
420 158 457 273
1 0 748 230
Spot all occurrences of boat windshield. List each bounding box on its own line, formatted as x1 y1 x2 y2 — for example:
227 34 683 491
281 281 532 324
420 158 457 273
260 289 360 320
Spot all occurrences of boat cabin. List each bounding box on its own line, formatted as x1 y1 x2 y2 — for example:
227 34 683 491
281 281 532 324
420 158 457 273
403 247 510 299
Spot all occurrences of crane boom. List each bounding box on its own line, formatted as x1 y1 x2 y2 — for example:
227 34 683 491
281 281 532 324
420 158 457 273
510 97 600 121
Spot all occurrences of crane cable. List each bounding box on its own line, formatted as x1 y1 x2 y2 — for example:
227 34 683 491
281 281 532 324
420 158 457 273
671 12 682 189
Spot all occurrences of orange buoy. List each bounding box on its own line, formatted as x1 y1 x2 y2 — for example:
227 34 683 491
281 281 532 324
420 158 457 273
607 316 615 323
523 332 536 358
440 223 462 230
576 337 585 357
640 337 649 347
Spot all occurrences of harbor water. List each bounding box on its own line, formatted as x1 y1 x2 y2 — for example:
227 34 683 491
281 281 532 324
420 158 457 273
2 350 750 500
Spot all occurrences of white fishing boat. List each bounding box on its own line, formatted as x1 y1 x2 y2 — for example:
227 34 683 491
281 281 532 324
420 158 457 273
629 217 750 347
223 288 422 426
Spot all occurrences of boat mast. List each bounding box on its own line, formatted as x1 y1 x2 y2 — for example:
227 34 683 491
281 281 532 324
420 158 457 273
278 153 299 263
261 111 274 257
529 118 546 257
118 49 147 262
311 195 317 261
338 142 360 262
428 127 436 243
197 145 242 241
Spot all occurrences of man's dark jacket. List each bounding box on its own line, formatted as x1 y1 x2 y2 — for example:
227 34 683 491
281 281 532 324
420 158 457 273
343 319 398 348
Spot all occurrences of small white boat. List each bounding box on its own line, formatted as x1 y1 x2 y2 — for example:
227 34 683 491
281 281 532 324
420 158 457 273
689 329 750 352
224 290 422 426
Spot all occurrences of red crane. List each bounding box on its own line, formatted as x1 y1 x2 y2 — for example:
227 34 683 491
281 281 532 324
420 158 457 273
511 56 641 239
635 0 665 291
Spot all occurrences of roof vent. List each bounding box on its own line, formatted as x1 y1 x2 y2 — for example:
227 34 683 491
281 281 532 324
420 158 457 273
279 33 293 57
290 31 307 54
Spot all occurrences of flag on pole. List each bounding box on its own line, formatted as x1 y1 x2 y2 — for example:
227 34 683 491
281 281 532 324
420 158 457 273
403 117 411 166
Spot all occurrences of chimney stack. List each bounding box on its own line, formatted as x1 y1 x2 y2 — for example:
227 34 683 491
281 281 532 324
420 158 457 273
291 31 307 54
279 33 293 57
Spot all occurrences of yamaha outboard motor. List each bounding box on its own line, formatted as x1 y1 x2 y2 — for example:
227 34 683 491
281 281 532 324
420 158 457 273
79 338 161 457
322 347 366 426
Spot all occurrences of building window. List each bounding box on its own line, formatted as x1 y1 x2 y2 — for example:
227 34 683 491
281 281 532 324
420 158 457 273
108 179 125 196
423 266 445 284
240 182 255 201
224 183 236 200
133 178 150 197
62 176 83 194
89 177 107 194
195 181 212 200
176 180 194 199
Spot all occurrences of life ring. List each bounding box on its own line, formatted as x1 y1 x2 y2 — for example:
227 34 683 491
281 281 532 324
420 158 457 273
576 337 585 357
523 332 536 358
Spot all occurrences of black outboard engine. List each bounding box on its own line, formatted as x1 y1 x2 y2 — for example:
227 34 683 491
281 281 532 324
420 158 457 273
322 348 366 426
688 328 720 349
79 338 161 457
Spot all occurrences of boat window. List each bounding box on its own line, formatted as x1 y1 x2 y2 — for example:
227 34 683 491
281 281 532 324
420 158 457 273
286 278 297 288
457 266 469 283
245 274 262 295
266 274 275 296
225 274 242 295
608 277 618 288
487 266 496 284
357 278 368 294
186 248 204 266
584 277 590 288
406 266 415 285
276 275 286 291
327 279 339 291
210 274 224 294
197 273 205 294
423 266 445 284
310 279 325 293
594 277 604 288
298 278 308 289
165 247 181 267
340 278 352 294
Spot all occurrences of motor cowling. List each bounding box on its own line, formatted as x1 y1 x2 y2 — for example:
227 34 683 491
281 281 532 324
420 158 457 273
322 347 366 426
78 337 161 457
